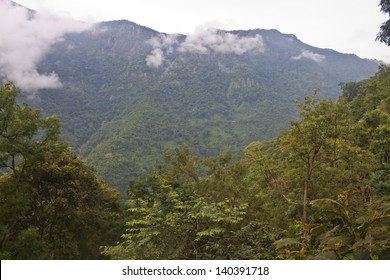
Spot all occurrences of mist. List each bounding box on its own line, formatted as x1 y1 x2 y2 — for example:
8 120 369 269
291 50 326 63
146 33 179 67
179 27 265 55
146 26 265 68
0 0 91 92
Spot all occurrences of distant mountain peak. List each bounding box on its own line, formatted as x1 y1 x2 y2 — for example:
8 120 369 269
7 11 379 193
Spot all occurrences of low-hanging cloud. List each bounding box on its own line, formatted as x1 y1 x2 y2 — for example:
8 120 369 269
0 0 91 92
146 48 165 68
145 27 265 68
291 50 326 63
145 34 179 67
179 27 265 55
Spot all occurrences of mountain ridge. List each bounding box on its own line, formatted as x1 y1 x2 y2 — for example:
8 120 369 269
9 16 380 193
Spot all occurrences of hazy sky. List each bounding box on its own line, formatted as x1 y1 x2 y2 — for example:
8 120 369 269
12 0 389 63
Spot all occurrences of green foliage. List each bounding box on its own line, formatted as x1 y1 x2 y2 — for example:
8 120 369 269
102 147 277 259
0 83 60 177
377 0 390 45
281 95 376 225
0 82 124 259
272 65 390 259
309 189 390 259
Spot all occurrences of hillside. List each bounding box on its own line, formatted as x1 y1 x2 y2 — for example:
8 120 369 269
23 20 379 193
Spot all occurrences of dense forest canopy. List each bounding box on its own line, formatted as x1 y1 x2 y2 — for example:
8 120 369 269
1 65 389 259
0 83 123 259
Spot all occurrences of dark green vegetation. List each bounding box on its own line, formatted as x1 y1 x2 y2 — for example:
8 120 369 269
26 20 379 194
102 66 390 260
377 0 390 45
1 65 390 259
0 83 123 259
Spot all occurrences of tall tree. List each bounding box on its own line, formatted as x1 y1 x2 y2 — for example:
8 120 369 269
377 0 390 45
0 82 123 259
274 94 377 256
0 82 60 178
275 67 390 259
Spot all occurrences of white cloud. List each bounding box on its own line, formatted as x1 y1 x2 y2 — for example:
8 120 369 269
179 27 265 55
291 50 326 63
147 33 179 51
145 26 265 67
146 48 165 68
145 33 179 67
0 0 91 92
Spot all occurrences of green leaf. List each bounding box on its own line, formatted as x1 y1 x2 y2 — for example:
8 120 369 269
195 227 225 241
313 251 339 260
273 238 302 250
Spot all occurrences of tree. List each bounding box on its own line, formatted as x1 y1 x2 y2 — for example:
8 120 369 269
102 147 272 259
0 82 60 178
377 0 390 45
274 67 390 259
270 93 377 258
0 82 123 259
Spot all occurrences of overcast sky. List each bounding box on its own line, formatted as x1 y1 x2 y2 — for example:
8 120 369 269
12 0 389 63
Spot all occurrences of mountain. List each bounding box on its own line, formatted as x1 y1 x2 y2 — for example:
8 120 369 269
21 20 379 194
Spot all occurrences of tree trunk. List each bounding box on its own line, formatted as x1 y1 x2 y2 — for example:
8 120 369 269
303 180 308 224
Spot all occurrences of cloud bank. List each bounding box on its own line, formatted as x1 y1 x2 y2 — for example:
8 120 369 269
146 27 265 68
0 0 91 91
291 50 326 63
146 34 179 68
179 27 265 55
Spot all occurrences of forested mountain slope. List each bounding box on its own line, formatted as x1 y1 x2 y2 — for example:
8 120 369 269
24 20 379 193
